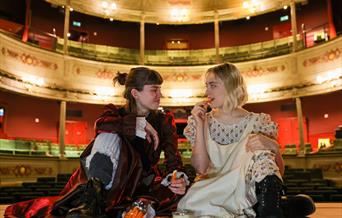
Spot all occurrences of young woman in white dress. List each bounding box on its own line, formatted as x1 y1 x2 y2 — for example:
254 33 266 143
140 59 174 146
177 63 314 218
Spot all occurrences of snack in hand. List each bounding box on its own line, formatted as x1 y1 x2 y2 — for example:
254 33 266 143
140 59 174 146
124 206 145 218
171 169 178 182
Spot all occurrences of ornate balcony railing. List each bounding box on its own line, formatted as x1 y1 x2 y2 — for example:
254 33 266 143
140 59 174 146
0 31 341 106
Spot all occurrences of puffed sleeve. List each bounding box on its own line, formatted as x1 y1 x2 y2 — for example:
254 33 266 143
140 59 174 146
95 104 136 139
183 115 196 146
253 113 278 140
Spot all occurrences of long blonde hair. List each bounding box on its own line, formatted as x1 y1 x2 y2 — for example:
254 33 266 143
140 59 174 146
206 63 248 112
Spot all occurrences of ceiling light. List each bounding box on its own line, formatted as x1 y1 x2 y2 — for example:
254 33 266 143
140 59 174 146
102 1 109 8
171 7 190 22
242 0 263 13
101 1 117 17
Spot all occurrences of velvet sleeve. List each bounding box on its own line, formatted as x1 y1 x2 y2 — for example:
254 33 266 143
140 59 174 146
160 113 184 173
95 104 136 139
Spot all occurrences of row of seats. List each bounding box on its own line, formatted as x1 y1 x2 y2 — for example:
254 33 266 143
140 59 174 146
283 139 342 155
283 167 342 202
0 139 86 157
0 174 71 204
3 138 341 159
1 167 341 204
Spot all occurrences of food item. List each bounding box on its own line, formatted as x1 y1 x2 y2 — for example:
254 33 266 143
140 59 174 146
171 170 178 182
124 206 145 218
124 198 150 218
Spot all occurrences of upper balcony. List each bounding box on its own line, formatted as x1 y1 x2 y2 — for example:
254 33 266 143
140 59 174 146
55 35 302 66
0 29 341 106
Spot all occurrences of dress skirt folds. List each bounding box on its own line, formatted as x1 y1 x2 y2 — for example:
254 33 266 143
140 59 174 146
178 115 279 217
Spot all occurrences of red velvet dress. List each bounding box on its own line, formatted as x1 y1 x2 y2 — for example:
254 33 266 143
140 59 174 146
4 104 184 218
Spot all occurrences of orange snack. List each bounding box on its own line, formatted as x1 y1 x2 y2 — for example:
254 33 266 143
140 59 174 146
171 170 178 182
124 206 138 218
137 210 145 218
124 211 131 218
132 206 140 217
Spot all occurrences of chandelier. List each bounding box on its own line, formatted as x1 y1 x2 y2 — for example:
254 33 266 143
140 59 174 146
101 1 117 17
170 7 190 22
242 0 265 13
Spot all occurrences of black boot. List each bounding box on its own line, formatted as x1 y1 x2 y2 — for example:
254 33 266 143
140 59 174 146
281 194 316 218
255 175 284 218
66 177 107 218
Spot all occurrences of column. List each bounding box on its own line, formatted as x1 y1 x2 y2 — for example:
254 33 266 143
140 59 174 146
214 11 221 63
58 101 66 158
290 0 298 52
295 97 305 157
140 14 145 65
326 0 336 39
63 0 71 55
22 0 31 42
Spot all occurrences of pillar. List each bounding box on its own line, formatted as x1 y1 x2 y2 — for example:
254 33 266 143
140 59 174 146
290 0 298 52
63 0 70 55
326 0 337 39
22 0 31 42
296 97 305 157
140 15 145 65
58 101 66 158
214 11 221 63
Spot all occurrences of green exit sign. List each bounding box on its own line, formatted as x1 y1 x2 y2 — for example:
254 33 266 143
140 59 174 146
72 21 81 27
280 15 289 22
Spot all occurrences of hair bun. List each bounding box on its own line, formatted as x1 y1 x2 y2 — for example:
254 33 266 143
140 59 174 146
113 71 128 86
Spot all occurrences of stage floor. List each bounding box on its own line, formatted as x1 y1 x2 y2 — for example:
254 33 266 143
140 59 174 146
1 203 341 217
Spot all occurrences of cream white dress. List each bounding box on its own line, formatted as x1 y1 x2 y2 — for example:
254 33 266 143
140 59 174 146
177 112 281 218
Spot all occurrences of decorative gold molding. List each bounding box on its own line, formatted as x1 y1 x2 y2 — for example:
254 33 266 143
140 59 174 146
303 48 341 67
0 165 54 177
0 32 341 106
1 47 58 70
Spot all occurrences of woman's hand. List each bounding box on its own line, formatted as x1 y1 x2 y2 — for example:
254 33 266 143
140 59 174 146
191 101 209 125
168 177 187 195
246 134 285 176
246 134 280 154
145 121 159 150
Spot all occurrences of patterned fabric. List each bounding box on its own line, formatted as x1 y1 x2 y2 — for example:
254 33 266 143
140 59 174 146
184 112 278 146
246 151 280 184
183 111 281 210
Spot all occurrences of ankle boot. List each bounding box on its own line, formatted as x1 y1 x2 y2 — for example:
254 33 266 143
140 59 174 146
66 177 107 218
255 175 284 218
281 194 316 218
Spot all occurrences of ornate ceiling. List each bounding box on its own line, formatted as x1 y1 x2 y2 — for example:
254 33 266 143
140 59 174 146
45 0 307 24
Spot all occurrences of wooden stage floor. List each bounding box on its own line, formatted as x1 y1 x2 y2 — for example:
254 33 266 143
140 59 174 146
1 203 341 217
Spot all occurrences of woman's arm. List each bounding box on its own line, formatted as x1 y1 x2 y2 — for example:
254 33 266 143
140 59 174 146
95 104 136 139
275 150 284 176
246 134 285 176
188 101 211 175
190 122 210 174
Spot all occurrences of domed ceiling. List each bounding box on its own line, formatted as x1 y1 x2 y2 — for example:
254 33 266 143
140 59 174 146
46 0 307 24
